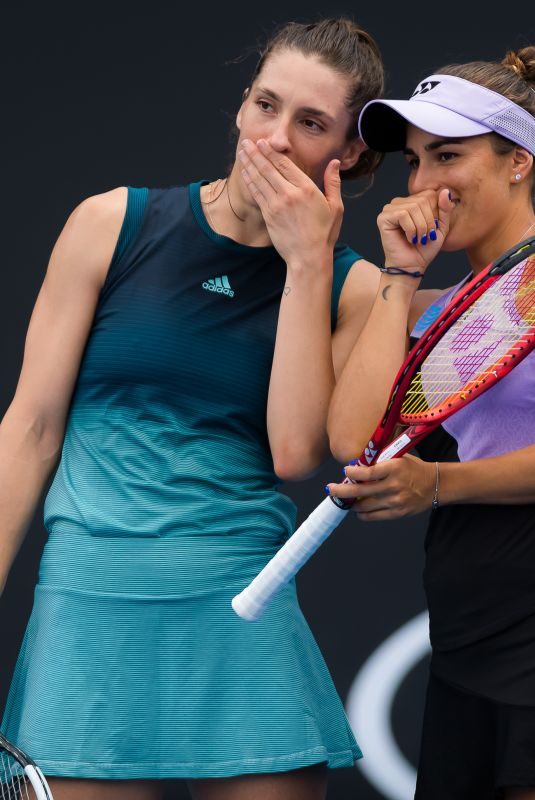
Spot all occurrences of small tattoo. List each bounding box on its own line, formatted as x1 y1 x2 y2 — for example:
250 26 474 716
283 286 291 295
382 284 391 300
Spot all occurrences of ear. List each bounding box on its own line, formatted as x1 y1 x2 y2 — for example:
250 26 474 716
339 137 368 172
236 87 250 132
510 146 534 183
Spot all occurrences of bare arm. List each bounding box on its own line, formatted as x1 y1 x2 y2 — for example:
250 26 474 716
328 188 454 464
267 256 381 480
266 254 335 480
326 443 535 521
327 272 416 464
0 187 126 594
327 280 443 463
439 444 535 505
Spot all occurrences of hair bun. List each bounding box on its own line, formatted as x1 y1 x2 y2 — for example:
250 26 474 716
502 46 535 84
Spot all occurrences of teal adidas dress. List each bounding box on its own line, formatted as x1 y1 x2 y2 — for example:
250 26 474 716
2 182 363 778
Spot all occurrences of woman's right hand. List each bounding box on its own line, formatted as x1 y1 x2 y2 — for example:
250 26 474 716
377 187 454 273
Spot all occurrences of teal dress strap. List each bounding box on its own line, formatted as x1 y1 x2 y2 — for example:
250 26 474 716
110 187 149 267
331 243 361 331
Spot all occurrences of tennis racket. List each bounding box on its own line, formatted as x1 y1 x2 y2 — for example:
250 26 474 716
232 236 535 621
0 733 53 800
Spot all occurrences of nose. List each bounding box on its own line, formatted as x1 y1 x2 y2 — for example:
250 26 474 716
409 161 440 195
266 117 292 153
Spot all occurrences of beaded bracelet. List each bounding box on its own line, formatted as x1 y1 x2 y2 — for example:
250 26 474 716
378 265 424 278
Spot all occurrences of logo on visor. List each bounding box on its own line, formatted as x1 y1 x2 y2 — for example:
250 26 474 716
411 80 441 97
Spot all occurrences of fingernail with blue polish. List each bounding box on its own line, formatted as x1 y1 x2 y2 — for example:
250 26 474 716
420 234 428 246
343 467 347 476
349 458 359 466
448 190 452 201
412 235 418 245
324 485 331 494
430 229 437 241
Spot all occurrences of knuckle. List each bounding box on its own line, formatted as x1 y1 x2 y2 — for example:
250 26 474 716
288 191 300 207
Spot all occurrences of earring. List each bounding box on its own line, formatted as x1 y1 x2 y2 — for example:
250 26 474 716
515 173 522 181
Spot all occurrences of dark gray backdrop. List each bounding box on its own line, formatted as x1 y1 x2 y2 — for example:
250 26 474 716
1 3 533 798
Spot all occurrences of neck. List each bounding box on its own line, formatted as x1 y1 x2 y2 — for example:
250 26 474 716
201 168 272 247
467 210 535 274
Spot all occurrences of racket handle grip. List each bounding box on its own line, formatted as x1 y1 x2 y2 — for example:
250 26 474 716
25 766 52 800
231 497 349 621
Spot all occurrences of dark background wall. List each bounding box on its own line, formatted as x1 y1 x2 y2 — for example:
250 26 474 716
1 3 533 798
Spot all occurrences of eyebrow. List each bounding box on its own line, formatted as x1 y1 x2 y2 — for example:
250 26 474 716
403 137 466 156
254 86 335 124
404 138 467 155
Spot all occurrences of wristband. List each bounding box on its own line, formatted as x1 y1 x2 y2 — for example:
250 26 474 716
432 461 440 511
378 265 424 278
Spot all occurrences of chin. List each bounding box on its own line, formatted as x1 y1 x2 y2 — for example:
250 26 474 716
439 226 471 254
440 237 461 253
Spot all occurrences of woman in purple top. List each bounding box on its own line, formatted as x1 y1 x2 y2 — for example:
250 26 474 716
321 47 535 799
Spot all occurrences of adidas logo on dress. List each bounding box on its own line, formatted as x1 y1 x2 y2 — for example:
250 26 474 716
202 275 234 298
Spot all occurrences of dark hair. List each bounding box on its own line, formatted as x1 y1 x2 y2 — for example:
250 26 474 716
437 46 535 206
247 18 385 182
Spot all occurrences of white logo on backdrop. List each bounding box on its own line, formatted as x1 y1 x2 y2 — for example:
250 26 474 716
346 611 431 800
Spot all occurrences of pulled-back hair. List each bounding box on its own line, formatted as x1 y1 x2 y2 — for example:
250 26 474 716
437 46 535 205
248 18 385 182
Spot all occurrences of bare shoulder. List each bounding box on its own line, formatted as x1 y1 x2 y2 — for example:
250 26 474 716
332 259 380 377
51 187 128 290
73 186 127 221
337 258 380 320
7 187 129 438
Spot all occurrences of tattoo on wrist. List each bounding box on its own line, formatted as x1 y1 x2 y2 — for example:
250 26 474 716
283 286 291 295
382 285 391 300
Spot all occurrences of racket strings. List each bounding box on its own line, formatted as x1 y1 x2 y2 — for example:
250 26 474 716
0 749 30 800
401 259 535 418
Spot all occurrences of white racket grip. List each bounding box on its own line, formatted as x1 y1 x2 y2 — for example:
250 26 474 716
25 765 52 800
231 497 349 621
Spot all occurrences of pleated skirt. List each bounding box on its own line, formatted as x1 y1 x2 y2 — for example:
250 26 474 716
2 529 360 779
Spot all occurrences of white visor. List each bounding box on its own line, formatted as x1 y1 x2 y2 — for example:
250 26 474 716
358 74 535 155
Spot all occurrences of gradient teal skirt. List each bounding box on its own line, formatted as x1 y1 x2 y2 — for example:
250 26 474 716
2 530 360 779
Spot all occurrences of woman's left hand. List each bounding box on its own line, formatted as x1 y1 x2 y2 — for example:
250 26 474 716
239 138 343 268
326 454 437 520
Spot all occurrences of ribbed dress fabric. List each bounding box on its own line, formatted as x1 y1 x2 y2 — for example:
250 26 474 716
1 182 362 778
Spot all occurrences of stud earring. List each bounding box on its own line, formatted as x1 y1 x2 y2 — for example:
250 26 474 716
515 173 522 181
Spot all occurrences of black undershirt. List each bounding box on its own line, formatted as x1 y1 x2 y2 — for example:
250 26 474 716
412 353 535 705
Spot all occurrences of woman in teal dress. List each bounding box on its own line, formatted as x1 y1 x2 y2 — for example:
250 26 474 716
0 18 383 800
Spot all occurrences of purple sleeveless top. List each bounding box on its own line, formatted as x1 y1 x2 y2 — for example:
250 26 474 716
411 279 535 460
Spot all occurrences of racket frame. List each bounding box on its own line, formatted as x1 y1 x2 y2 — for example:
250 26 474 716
331 235 535 509
0 733 53 800
231 237 535 620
